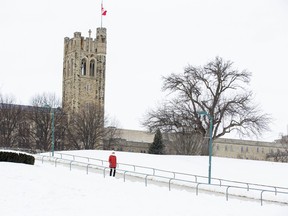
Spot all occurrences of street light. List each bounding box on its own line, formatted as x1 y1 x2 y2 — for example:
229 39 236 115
197 111 213 184
44 104 55 157
51 109 55 157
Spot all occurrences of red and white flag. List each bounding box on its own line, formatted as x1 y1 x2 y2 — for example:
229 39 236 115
102 4 107 16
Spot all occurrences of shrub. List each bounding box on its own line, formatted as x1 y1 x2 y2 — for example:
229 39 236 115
0 151 35 165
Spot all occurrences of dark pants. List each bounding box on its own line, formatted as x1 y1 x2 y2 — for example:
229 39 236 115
110 168 116 177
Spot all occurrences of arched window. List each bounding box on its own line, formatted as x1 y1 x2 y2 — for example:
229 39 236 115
66 60 70 77
90 59 95 76
81 59 87 75
70 59 74 76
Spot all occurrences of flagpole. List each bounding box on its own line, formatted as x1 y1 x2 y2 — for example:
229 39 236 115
101 0 103 28
100 0 107 28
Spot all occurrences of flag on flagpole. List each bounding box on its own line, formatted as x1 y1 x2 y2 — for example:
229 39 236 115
102 4 107 16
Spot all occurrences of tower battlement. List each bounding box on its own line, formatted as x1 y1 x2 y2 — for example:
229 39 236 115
64 28 107 55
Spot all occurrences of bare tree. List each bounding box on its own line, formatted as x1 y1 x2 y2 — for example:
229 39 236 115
16 115 32 150
0 95 25 148
143 56 271 155
28 93 67 152
30 93 61 109
67 104 106 150
266 135 288 162
167 127 204 155
103 127 122 150
103 117 122 150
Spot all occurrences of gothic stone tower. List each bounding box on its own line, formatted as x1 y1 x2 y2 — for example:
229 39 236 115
62 28 107 115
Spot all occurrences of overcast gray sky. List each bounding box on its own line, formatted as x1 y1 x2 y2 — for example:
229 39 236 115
1 0 288 141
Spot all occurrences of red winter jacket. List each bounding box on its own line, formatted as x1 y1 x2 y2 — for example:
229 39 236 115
109 154 117 168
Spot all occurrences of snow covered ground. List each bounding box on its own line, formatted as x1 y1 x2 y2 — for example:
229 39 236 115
1 150 288 216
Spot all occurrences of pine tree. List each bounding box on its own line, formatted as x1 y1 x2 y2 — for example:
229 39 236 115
148 129 164 154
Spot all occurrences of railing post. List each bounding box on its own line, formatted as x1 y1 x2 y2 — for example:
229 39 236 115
196 183 201 195
124 171 128 182
145 175 149 187
226 186 231 201
55 158 59 167
103 168 106 178
169 178 173 191
86 164 89 175
261 190 265 206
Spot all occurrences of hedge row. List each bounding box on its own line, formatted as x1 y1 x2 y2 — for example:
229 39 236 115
0 151 35 165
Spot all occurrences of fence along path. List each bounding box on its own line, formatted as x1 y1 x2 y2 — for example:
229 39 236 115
36 152 288 206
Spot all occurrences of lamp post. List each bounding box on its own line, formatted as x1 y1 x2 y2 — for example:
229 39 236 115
51 109 55 157
197 111 213 184
44 104 55 157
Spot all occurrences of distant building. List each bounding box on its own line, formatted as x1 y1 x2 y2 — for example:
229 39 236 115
107 128 285 161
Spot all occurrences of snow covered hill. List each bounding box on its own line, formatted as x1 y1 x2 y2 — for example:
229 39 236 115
1 150 288 216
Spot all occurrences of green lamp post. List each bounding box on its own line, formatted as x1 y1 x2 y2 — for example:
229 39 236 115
198 111 213 184
44 104 55 157
51 109 54 157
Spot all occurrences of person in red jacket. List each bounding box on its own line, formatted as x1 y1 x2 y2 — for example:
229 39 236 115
108 151 117 177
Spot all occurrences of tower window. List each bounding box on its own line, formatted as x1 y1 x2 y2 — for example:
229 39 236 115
71 59 74 76
81 59 87 75
90 60 95 76
85 84 91 92
67 60 70 77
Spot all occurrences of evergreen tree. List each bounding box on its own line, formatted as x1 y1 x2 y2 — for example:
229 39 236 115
148 129 164 154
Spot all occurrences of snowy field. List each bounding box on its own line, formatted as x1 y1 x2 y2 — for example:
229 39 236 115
1 150 288 216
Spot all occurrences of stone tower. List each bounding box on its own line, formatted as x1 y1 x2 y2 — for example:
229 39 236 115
62 28 107 115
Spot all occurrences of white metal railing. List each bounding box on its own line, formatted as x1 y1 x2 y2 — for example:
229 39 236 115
36 153 288 206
